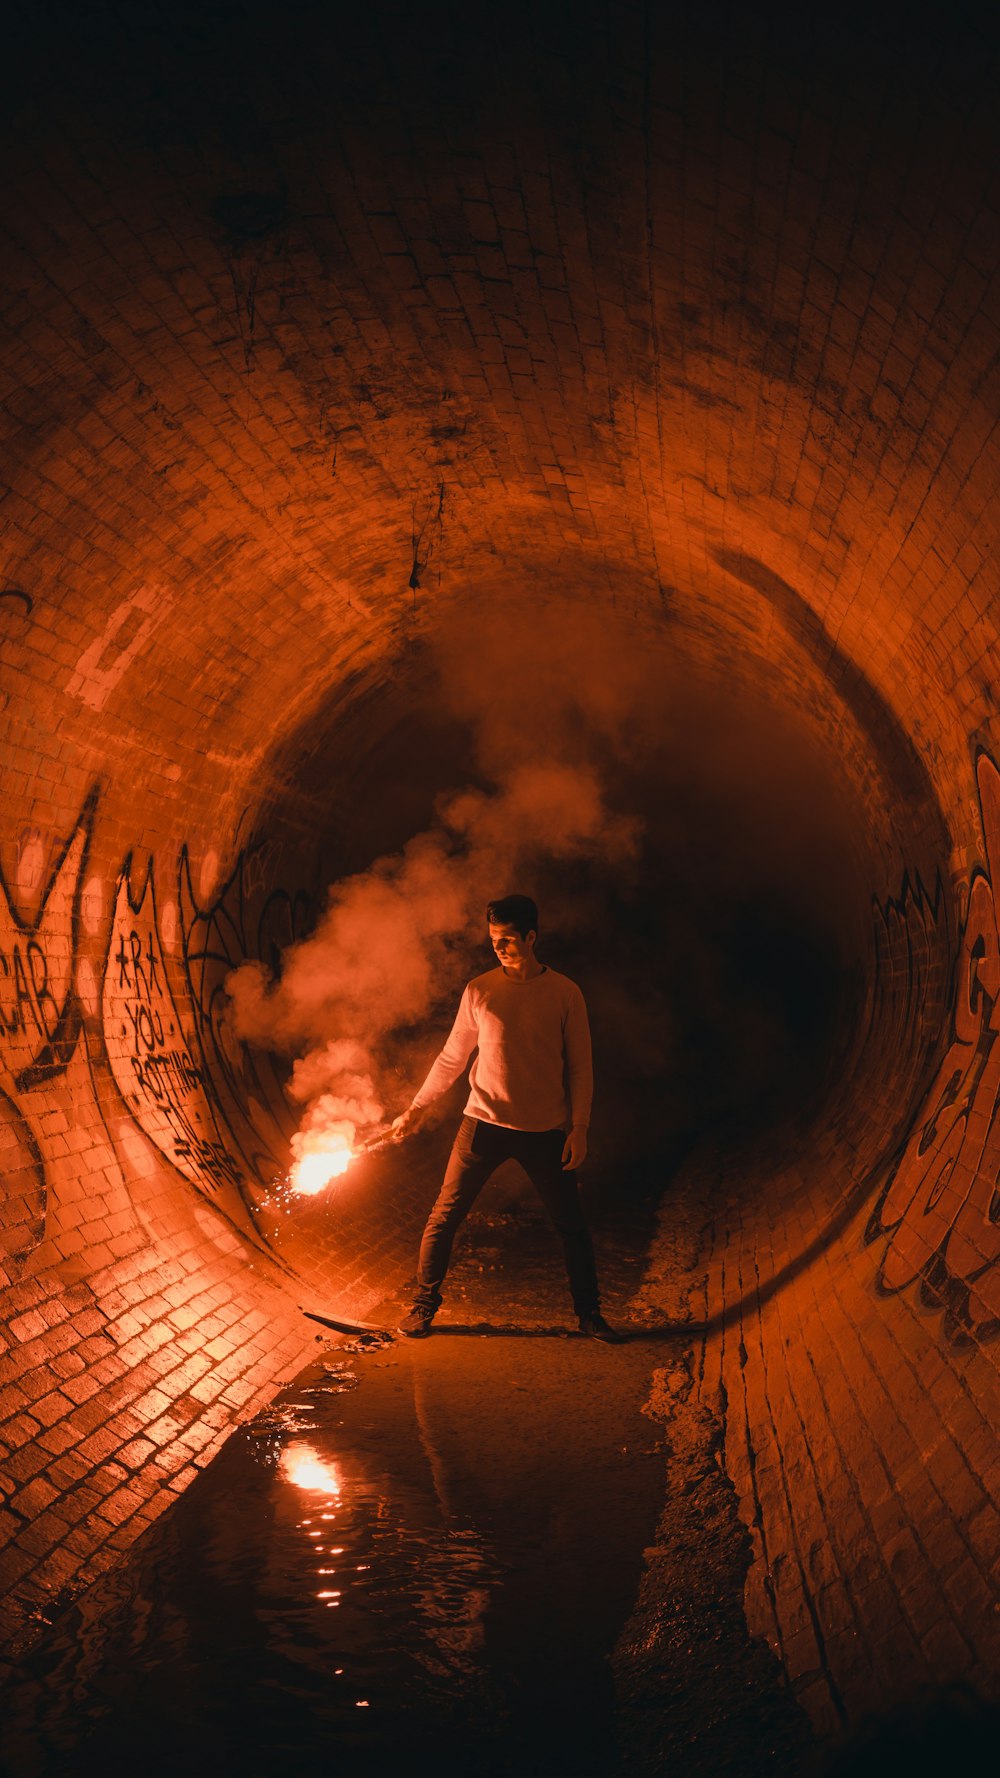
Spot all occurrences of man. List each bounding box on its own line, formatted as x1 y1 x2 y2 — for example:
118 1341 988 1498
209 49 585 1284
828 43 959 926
391 894 624 1342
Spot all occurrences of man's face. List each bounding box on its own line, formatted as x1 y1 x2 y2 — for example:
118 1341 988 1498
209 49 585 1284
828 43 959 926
489 921 536 967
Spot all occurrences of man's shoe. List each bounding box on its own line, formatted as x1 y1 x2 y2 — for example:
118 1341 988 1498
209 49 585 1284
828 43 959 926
398 1303 436 1338
578 1312 626 1344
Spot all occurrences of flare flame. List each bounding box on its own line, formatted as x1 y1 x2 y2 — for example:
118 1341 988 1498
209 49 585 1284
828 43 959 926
289 1136 355 1195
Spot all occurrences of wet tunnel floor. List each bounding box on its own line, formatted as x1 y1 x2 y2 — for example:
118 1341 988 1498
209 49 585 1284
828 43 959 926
0 1338 669 1778
0 1186 816 1778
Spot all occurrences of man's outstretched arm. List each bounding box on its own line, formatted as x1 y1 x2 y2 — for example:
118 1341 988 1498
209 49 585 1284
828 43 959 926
391 986 479 1139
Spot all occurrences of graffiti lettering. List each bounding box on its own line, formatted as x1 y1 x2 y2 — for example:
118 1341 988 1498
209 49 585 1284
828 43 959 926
128 1046 243 1192
66 585 174 712
117 926 162 1000
104 864 247 1209
132 1048 201 1101
0 942 57 1040
126 997 164 1053
867 750 1000 1342
178 842 306 1187
0 793 95 1269
0 795 93 1093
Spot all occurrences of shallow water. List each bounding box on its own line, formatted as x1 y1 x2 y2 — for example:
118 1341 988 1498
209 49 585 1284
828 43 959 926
0 1333 668 1778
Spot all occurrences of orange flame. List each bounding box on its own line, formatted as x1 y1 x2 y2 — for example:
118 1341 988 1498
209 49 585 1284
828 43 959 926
289 1136 355 1195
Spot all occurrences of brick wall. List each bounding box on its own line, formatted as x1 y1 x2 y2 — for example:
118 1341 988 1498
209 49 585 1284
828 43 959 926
1 0 999 1724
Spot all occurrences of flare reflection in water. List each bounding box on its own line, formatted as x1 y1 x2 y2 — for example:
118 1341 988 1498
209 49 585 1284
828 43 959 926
280 1442 343 1494
0 1362 510 1778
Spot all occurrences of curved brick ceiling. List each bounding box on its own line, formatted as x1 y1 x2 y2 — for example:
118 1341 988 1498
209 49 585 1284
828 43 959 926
2 0 1000 1750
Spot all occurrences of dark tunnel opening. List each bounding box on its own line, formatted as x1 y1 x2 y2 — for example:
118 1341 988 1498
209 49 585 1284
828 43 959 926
250 603 946 1244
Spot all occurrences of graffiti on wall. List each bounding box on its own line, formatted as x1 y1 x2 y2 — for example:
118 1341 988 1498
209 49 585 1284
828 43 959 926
66 585 174 713
868 872 947 1076
103 857 249 1205
0 794 94 1270
0 746 993 1330
0 793 94 1092
867 749 1000 1342
100 838 310 1229
178 842 307 1188
0 779 312 1269
858 864 951 1177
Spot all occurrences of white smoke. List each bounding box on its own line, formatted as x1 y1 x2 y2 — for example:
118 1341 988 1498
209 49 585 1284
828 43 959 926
226 749 640 1164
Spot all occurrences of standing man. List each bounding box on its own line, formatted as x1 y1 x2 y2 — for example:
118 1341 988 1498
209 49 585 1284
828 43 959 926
392 894 624 1342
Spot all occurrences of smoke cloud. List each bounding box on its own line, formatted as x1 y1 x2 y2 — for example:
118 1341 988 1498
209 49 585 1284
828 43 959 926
226 592 866 1180
227 702 641 1165
229 590 868 1180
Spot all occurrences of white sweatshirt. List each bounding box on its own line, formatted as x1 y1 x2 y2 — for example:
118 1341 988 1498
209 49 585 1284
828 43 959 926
411 965 593 1132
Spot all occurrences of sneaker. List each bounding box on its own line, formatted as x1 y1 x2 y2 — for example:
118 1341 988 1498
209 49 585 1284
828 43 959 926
578 1312 626 1344
398 1303 437 1338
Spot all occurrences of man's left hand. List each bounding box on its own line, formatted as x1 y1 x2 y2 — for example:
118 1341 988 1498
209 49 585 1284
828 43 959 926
562 1126 588 1170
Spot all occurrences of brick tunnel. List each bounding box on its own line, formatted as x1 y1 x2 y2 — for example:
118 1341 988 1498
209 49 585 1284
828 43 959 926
2 0 999 1769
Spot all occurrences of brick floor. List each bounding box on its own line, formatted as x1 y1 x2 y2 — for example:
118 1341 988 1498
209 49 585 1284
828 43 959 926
0 1196 324 1676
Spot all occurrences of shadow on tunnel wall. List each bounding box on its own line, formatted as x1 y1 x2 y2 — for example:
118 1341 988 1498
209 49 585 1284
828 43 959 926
715 549 935 810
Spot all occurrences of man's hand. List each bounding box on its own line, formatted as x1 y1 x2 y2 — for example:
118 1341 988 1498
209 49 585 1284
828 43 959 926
390 1106 424 1144
561 1126 588 1170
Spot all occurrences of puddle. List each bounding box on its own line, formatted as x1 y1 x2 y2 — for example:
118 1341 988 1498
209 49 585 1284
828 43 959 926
0 1336 668 1778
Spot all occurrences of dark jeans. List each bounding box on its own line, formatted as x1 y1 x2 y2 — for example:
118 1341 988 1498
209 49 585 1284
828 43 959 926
415 1116 600 1317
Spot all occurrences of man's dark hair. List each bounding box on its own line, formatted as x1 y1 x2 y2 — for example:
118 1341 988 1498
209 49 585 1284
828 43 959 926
486 894 538 937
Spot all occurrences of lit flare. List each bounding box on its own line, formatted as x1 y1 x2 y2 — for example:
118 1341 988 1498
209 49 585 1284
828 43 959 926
287 1124 396 1196
289 1136 355 1195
